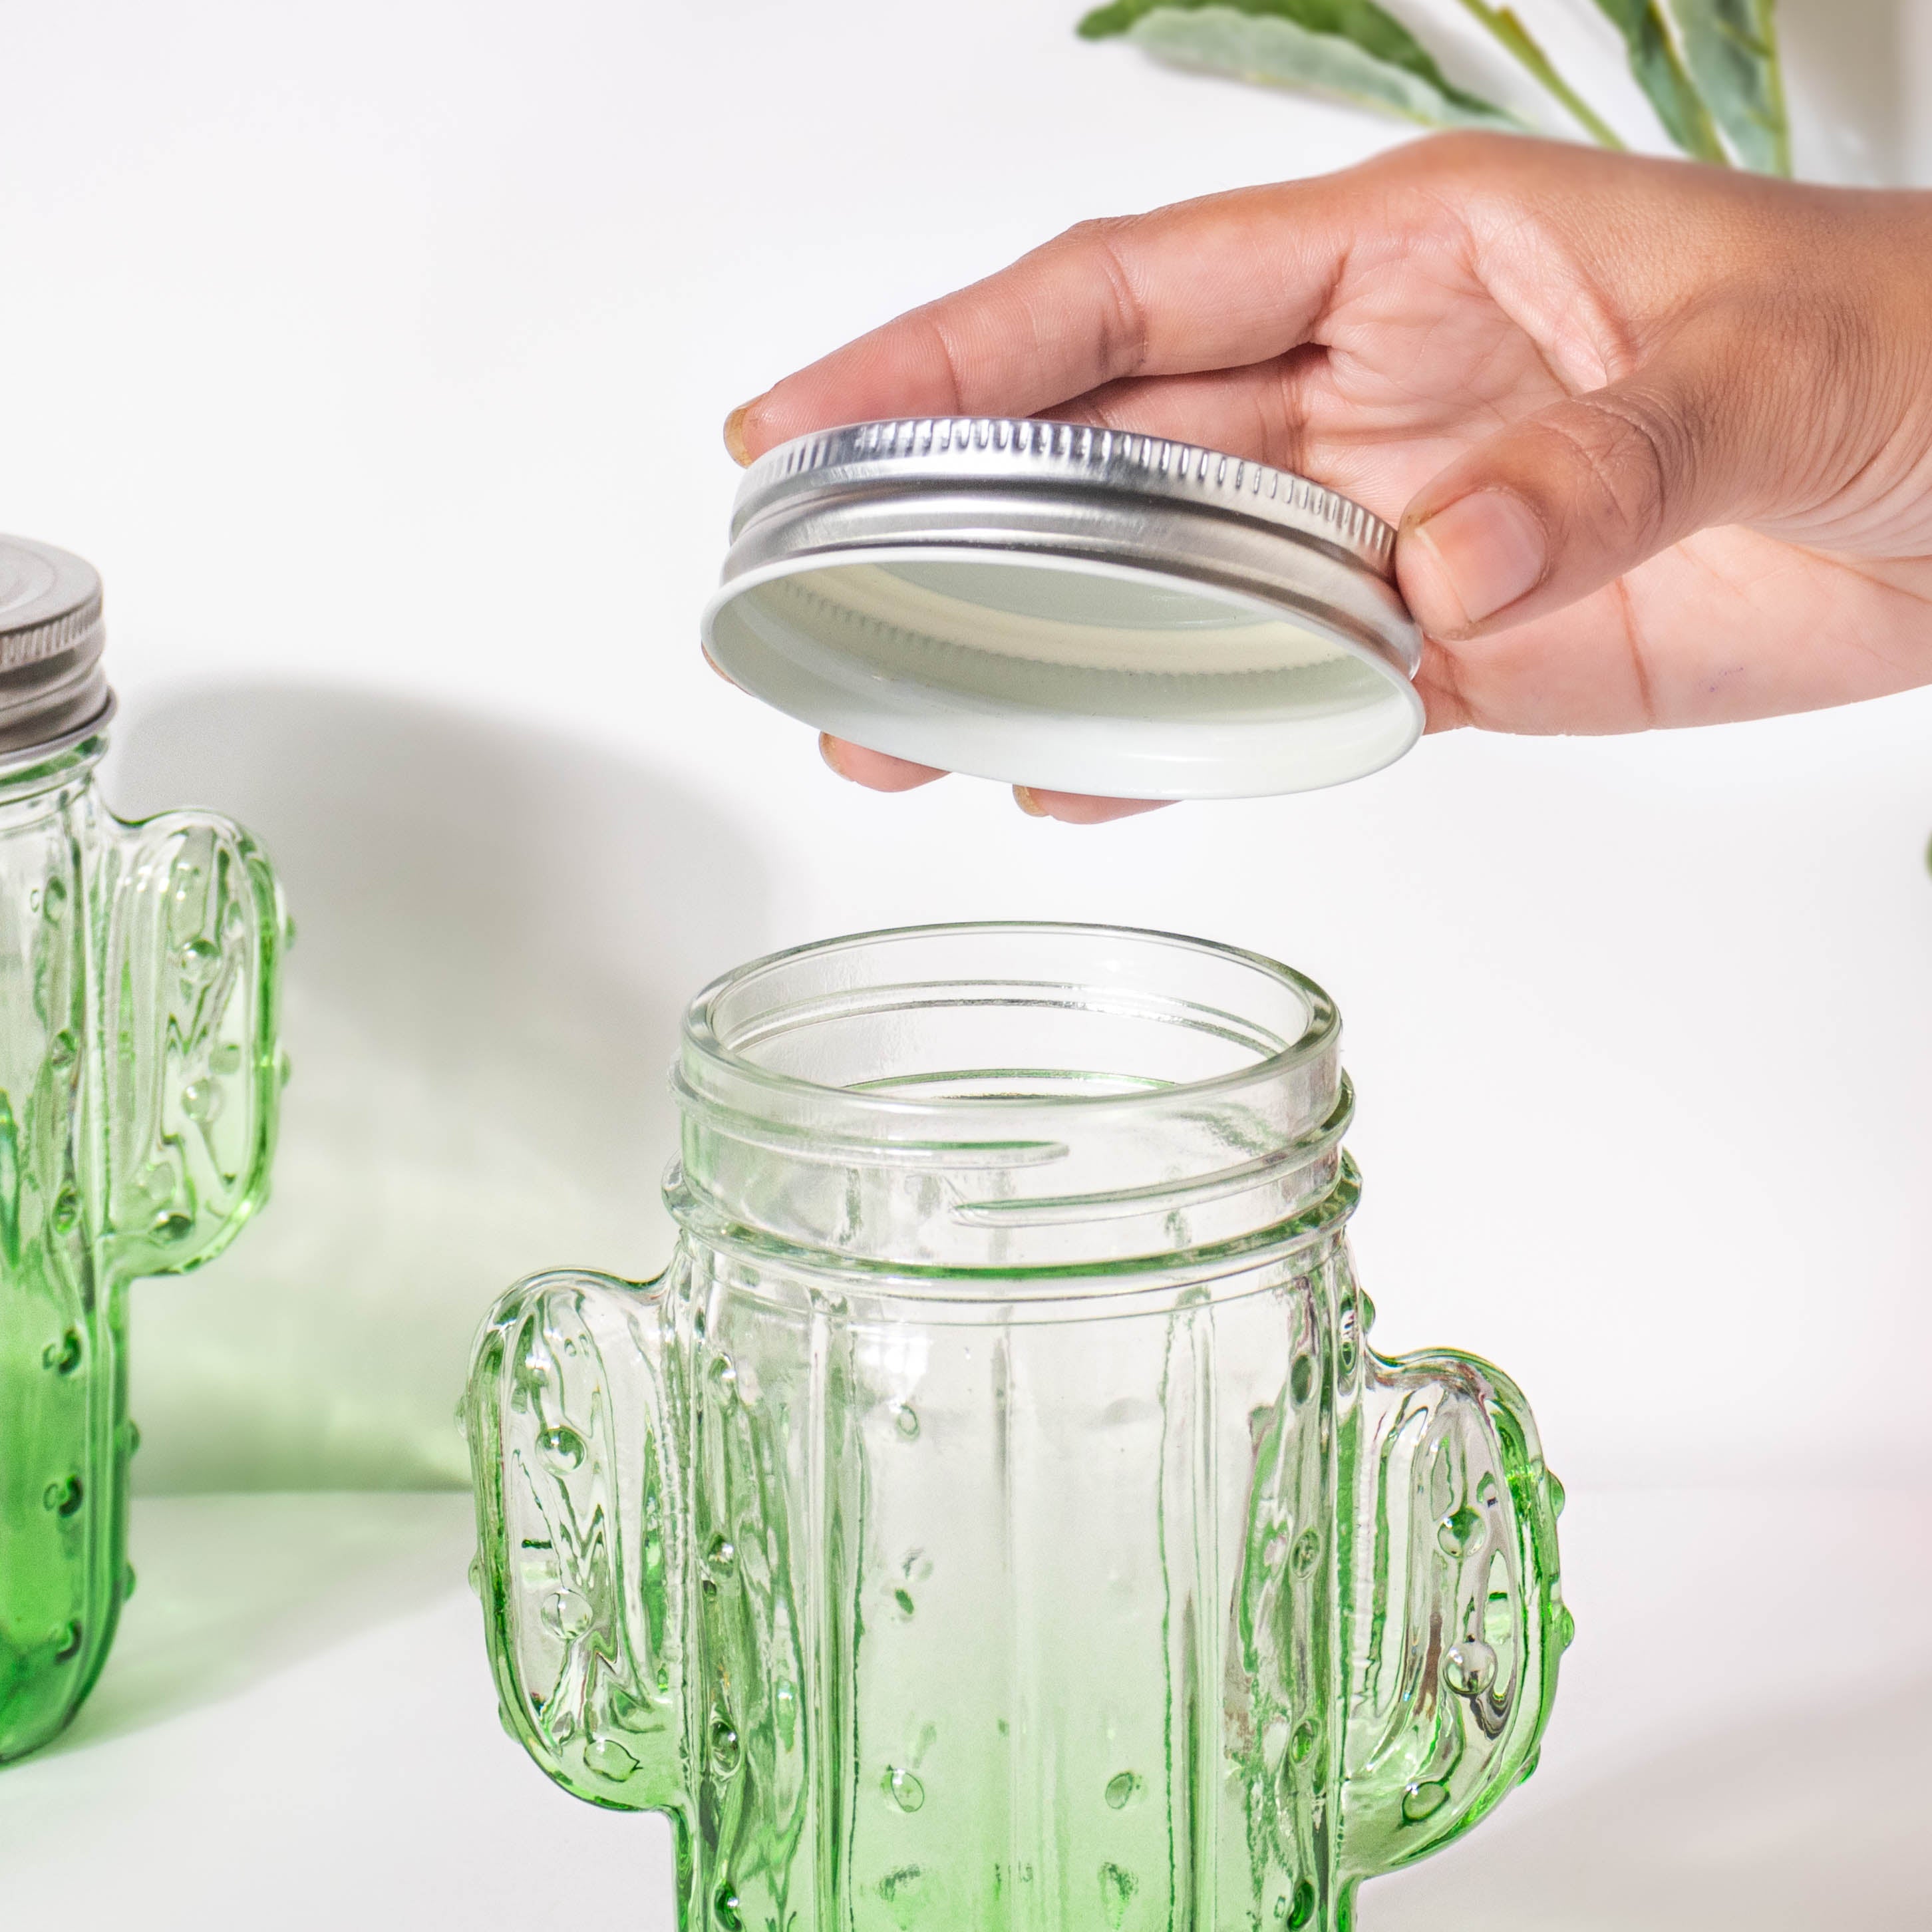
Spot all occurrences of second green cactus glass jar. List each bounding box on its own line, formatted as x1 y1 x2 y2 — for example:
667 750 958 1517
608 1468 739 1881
0 536 287 1763
468 921 1570 1930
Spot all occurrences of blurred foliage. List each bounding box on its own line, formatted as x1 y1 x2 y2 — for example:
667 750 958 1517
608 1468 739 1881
1078 0 1790 171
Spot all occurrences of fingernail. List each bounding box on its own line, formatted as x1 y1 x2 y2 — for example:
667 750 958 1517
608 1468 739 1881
819 732 853 780
1408 489 1547 629
1013 785 1048 818
723 401 759 467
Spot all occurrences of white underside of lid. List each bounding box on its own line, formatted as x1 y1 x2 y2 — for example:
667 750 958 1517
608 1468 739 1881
703 548 1424 801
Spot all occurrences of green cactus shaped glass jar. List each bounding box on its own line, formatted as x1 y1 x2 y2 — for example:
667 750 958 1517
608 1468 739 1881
468 923 1569 1930
0 537 285 1763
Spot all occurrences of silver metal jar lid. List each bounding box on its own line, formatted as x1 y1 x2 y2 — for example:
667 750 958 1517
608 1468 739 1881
0 536 114 762
703 418 1424 800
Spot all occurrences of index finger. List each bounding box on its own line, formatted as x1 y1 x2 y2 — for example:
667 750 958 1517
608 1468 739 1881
725 167 1394 463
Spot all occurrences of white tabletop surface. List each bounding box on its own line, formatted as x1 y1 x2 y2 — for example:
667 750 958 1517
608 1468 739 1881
3 1485 1927 1929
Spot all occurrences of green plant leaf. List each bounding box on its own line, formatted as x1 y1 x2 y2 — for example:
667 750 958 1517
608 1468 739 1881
1453 0 1625 148
1668 0 1788 172
1080 0 1524 130
1587 0 1728 161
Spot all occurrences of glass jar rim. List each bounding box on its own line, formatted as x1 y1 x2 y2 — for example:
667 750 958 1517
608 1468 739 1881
0 723 110 804
677 919 1339 1128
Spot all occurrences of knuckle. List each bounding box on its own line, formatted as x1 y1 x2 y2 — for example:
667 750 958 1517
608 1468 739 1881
1409 129 1510 172
1060 213 1133 247
911 308 971 416
1392 128 1531 196
1548 389 1690 545
1057 216 1150 378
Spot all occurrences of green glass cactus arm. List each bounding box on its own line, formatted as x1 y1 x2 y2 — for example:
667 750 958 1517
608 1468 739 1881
1335 1331 1570 1913
0 824 108 1762
466 1267 695 1846
99 808 287 1279
3 794 285 1764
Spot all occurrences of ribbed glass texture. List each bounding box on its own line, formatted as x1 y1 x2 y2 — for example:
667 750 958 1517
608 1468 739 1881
468 924 1567 1930
0 737 285 1762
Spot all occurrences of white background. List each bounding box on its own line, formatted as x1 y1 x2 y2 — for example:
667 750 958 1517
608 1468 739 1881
0 1 1929 1923
0 0 1925 1494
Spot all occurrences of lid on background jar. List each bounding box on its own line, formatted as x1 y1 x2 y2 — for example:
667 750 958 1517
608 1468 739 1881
702 419 1424 801
0 536 114 761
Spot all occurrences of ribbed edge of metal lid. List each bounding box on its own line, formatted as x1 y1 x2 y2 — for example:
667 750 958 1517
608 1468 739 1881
732 418 1398 579
0 537 112 758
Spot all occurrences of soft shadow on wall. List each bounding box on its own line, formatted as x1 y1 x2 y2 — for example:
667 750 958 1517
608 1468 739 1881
107 682 770 1494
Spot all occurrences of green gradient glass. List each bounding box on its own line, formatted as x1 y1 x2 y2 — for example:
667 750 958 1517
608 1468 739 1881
0 734 285 1762
468 923 1568 1929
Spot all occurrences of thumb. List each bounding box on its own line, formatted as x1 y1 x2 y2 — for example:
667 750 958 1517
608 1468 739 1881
1394 346 1754 640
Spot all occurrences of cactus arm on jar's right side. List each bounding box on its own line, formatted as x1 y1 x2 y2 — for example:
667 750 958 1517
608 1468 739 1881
98 808 286 1282
465 1267 695 1840
1334 1333 1570 1913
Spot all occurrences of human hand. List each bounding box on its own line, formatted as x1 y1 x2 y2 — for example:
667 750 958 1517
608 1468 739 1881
723 134 1932 822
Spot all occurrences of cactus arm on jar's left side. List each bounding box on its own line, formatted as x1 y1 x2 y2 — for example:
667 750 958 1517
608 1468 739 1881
465 1267 696 1857
1333 1283 1571 1918
2 792 289 1762
0 816 110 1761
98 808 287 1281
0 537 289 1764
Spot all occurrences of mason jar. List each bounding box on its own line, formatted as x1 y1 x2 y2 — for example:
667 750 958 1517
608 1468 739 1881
468 922 1568 1931
0 537 287 1762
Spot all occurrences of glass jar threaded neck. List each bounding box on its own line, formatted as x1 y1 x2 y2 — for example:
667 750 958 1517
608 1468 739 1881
668 922 1355 1282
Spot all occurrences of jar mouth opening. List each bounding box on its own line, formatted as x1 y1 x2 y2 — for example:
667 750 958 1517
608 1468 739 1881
679 920 1338 1128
